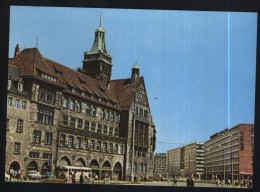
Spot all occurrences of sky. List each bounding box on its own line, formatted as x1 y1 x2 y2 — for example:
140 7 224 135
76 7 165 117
9 6 257 153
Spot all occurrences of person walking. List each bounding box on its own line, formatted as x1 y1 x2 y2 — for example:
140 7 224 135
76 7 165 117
80 172 84 184
172 176 177 186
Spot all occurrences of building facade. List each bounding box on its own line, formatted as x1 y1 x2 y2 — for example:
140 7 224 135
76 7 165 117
6 20 156 181
204 124 254 182
167 142 204 178
153 153 167 178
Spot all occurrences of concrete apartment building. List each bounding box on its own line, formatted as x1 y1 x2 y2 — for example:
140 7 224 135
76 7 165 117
167 142 204 178
5 19 156 181
204 124 254 182
153 153 167 178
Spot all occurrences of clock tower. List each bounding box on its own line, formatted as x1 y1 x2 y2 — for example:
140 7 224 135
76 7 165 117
82 15 112 81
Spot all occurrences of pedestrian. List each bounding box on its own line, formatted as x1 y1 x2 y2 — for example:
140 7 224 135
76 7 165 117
67 171 72 183
72 171 76 183
107 175 111 184
80 172 84 184
172 176 177 186
187 176 191 187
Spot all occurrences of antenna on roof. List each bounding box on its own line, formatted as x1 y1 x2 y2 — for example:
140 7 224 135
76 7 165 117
99 11 102 27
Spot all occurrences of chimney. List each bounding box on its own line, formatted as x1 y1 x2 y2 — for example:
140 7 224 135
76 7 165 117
14 44 20 58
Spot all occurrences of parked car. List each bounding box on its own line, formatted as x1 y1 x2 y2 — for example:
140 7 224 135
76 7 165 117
5 172 10 181
25 170 42 180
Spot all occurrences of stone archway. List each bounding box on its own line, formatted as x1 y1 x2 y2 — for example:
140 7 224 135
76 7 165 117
113 162 122 180
74 157 86 167
41 162 51 176
9 161 21 177
102 161 112 179
57 156 71 167
89 159 99 179
27 161 38 172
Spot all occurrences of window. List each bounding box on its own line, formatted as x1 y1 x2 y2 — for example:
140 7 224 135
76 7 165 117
69 99 75 111
38 86 55 104
6 119 9 131
140 164 143 173
143 164 147 173
62 97 68 108
84 120 89 131
91 122 96 132
90 140 95 150
44 132 53 145
103 142 107 152
77 119 82 129
32 130 41 144
114 128 119 137
70 117 76 128
59 134 65 146
63 115 68 126
22 100 27 110
144 110 148 118
18 83 23 91
68 136 74 147
15 99 20 108
114 113 120 123
29 151 40 158
14 142 21 154
86 103 90 115
114 144 118 154
91 105 96 116
109 112 114 122
76 137 81 148
97 124 102 133
16 119 23 132
109 127 113 136
76 101 81 112
103 125 107 134
99 109 104 120
134 163 137 173
43 153 52 160
109 143 113 153
83 138 88 149
7 97 13 106
37 105 54 125
96 141 101 151
120 145 124 154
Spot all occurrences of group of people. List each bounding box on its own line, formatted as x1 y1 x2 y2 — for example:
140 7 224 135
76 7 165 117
9 167 23 181
66 171 93 184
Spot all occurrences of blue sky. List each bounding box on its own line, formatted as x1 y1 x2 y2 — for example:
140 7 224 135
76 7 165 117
9 7 257 153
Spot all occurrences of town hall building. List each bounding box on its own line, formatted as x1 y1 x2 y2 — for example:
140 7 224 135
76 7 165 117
6 19 156 181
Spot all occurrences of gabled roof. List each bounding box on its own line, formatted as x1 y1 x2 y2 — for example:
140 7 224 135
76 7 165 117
8 48 143 110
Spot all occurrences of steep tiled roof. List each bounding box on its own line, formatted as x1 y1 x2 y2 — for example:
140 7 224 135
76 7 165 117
8 48 142 110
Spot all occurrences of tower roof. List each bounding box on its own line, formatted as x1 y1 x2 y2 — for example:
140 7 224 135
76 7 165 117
132 61 139 69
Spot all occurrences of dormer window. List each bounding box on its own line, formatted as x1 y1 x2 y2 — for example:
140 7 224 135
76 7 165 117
18 83 23 92
72 88 75 93
8 80 11 90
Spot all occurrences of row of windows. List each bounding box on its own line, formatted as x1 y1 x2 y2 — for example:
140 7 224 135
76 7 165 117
135 107 149 118
37 105 54 125
62 97 120 123
7 97 27 110
129 163 147 174
32 130 53 145
67 83 117 107
38 86 56 105
6 119 24 132
62 116 118 136
29 151 52 160
59 134 124 154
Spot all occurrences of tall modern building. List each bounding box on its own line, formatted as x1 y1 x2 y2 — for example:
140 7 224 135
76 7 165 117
204 124 254 182
5 19 156 181
153 153 167 177
167 142 204 178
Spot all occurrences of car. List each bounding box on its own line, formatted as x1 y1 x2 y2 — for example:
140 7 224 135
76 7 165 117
26 170 42 180
5 172 10 181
